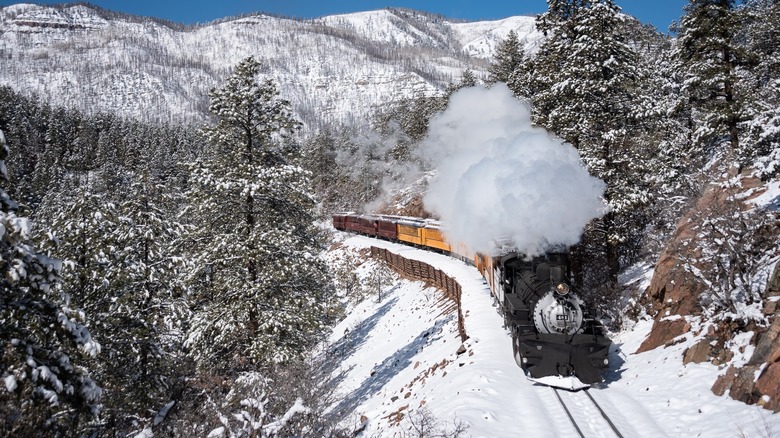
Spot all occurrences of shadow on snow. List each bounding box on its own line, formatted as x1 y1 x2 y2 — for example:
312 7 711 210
326 303 453 420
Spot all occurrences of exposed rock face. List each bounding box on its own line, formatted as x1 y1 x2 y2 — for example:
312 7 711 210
636 184 723 354
748 314 780 366
712 365 763 406
641 181 738 322
711 314 780 411
636 318 690 354
637 172 780 411
755 362 780 409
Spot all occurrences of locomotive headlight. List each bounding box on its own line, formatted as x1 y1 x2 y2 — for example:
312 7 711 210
554 283 570 295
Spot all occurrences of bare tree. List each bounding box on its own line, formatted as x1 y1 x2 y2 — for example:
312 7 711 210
404 407 469 438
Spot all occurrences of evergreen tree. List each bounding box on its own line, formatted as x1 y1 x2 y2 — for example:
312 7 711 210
42 188 122 426
106 178 191 431
487 30 527 85
530 0 652 285
183 57 336 372
673 0 746 156
634 32 706 253
738 0 780 177
303 128 355 213
41 177 191 433
484 30 535 98
0 130 101 436
376 93 443 145
444 69 479 99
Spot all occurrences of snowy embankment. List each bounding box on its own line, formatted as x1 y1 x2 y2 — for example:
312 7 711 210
323 234 780 437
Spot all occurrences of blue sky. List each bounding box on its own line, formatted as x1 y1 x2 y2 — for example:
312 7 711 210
3 1 689 33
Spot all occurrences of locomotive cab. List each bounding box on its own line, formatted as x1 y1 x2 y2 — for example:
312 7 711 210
498 252 610 385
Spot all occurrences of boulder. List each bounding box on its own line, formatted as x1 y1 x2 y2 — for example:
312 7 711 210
636 318 690 354
683 339 712 365
748 318 780 366
712 365 762 405
756 362 780 411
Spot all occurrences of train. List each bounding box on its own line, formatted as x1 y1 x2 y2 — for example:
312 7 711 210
332 212 611 386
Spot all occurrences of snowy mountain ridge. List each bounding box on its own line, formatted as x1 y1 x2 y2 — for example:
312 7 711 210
0 3 542 130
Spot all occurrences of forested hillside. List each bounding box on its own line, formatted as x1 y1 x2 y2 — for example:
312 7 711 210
0 0 779 436
0 3 540 129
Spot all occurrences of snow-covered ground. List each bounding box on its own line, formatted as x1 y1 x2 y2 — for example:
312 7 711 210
323 234 780 437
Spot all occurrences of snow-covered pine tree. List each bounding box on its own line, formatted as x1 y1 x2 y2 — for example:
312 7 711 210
376 92 443 146
738 0 780 178
183 57 336 372
486 30 534 98
41 175 192 433
41 187 123 426
106 178 192 431
531 0 652 286
630 29 704 253
302 129 344 212
0 130 101 436
487 30 527 86
673 0 746 157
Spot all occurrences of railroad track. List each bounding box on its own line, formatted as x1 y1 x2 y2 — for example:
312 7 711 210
553 388 624 438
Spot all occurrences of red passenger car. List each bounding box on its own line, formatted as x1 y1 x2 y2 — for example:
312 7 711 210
375 216 398 240
332 213 347 231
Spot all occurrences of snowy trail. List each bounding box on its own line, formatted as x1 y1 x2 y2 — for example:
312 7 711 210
325 234 780 437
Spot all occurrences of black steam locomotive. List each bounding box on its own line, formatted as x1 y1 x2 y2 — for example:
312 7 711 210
495 252 610 385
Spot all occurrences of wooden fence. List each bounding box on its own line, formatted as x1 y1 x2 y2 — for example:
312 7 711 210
370 246 467 342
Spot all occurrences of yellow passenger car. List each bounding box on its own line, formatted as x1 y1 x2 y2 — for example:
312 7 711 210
421 225 451 252
397 220 424 245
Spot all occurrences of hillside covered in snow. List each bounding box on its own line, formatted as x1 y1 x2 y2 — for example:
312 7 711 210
1 0 779 436
0 3 541 129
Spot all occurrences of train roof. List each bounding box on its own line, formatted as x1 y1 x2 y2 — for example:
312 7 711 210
334 212 445 229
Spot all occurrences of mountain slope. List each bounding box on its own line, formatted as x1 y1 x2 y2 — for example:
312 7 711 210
0 3 541 130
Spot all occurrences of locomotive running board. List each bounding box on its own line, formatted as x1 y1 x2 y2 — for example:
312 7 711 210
527 375 590 391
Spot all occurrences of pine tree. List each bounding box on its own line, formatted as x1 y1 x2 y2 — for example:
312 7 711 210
738 0 780 177
673 0 745 156
0 130 101 436
39 177 192 432
487 30 527 86
530 0 652 285
633 31 705 252
183 57 336 372
108 178 192 430
303 128 355 213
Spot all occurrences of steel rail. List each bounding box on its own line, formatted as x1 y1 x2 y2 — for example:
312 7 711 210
553 387 624 438
584 389 624 438
553 388 585 438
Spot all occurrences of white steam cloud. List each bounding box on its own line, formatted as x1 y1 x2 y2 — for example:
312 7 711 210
418 84 606 256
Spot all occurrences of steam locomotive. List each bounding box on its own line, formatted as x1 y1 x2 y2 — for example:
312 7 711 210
332 213 611 386
495 252 610 385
